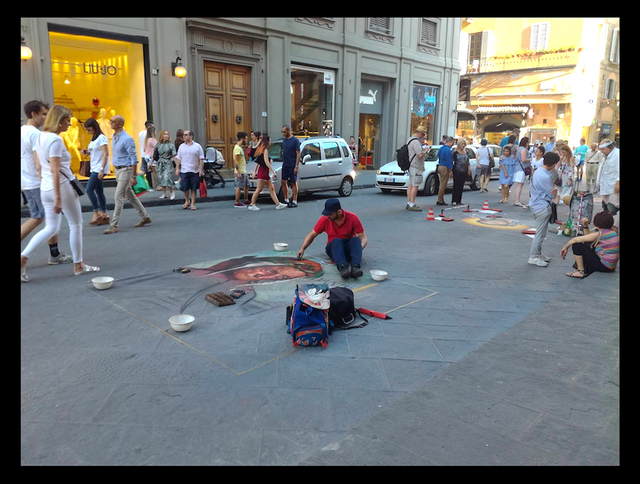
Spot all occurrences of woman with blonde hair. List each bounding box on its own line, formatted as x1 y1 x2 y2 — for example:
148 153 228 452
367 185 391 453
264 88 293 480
451 137 471 206
247 134 288 211
556 145 575 205
155 129 176 199
21 105 100 281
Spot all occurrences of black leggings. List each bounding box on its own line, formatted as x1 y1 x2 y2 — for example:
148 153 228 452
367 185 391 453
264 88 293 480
571 242 613 275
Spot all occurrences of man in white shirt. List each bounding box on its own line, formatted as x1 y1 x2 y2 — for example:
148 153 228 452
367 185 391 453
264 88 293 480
20 100 72 265
175 130 205 210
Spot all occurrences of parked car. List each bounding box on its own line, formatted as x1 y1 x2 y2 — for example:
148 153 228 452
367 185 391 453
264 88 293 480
375 145 481 196
468 143 501 179
246 136 358 200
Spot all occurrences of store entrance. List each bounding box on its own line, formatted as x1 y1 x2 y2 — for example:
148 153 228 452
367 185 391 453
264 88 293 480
204 61 251 169
358 113 381 169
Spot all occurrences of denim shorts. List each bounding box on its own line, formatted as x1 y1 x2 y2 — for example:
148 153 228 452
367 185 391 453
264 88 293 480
23 188 45 219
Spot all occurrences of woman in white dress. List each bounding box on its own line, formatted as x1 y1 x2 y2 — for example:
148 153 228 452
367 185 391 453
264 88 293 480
21 105 100 282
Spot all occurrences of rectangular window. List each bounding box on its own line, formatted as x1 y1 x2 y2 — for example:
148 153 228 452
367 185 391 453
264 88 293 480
604 79 617 100
290 65 335 137
48 30 149 179
468 32 483 63
301 142 321 161
420 18 439 47
411 83 439 145
530 22 550 50
322 141 341 159
609 28 620 63
368 18 392 36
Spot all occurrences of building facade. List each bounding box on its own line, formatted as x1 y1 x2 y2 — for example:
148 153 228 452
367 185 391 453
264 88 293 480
457 18 620 148
21 17 462 177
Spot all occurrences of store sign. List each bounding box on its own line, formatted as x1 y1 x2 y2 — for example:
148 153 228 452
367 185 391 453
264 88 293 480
323 72 334 85
82 63 117 76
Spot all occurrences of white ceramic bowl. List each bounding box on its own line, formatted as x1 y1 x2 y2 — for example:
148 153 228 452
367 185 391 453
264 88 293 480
370 270 388 282
91 276 114 290
273 243 288 252
169 314 195 332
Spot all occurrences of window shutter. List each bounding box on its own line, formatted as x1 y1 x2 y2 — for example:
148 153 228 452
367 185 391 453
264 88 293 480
369 17 391 35
530 22 549 50
421 19 438 46
609 28 619 63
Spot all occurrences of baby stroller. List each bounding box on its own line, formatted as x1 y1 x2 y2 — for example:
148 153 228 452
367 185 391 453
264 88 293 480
203 147 226 189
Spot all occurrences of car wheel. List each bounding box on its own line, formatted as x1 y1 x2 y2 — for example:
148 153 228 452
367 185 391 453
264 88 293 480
469 174 480 191
338 176 353 197
421 173 438 196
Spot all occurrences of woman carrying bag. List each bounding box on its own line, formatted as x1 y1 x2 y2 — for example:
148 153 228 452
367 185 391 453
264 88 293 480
21 105 100 282
82 118 110 226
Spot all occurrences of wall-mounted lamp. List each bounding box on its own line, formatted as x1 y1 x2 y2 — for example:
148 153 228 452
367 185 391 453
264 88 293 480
171 56 186 78
21 36 32 61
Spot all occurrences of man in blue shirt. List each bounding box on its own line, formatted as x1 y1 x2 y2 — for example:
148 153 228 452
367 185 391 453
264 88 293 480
544 136 556 154
436 137 454 205
103 115 151 234
500 128 519 150
528 151 559 267
281 125 301 207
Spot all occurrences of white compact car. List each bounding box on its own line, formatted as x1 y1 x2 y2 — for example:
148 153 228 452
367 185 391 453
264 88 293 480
246 136 358 200
375 145 482 196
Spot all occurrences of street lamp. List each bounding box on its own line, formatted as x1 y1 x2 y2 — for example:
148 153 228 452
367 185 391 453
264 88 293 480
21 36 32 61
171 56 186 78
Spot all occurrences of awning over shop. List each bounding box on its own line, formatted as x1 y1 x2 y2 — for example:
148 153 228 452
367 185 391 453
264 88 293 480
468 68 574 106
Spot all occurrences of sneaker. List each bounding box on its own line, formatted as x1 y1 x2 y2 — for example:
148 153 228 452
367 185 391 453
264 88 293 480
248 205 260 211
103 225 119 234
243 200 251 205
275 203 288 210
159 194 166 199
48 252 73 265
408 205 422 212
288 200 298 208
134 217 152 228
170 192 175 200
147 188 155 192
234 203 246 208
21 267 29 283
350 265 363 278
538 254 551 262
338 264 351 279
528 257 548 267
436 201 447 206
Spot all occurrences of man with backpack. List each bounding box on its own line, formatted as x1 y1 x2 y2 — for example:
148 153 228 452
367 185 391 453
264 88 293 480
405 126 428 211
297 198 367 279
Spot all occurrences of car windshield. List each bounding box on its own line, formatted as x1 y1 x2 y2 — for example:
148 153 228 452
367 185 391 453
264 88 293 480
268 142 283 162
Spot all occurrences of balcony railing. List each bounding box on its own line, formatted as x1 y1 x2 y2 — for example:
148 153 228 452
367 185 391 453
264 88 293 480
466 50 581 74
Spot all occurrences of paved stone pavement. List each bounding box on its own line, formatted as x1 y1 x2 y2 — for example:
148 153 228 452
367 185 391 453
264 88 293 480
20 179 619 465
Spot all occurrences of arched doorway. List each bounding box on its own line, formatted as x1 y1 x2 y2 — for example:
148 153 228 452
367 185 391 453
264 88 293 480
481 115 521 145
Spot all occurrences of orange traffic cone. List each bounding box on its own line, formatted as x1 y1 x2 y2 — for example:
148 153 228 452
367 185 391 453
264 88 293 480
426 207 435 221
483 200 490 210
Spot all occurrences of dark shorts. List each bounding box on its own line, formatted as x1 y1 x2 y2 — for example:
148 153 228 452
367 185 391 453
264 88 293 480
180 172 200 191
281 164 297 183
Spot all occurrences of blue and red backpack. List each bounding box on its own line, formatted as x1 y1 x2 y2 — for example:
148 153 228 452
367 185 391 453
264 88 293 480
287 285 332 348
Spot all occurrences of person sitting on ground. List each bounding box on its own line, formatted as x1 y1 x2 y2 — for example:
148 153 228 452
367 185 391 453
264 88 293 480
560 211 619 279
297 198 367 279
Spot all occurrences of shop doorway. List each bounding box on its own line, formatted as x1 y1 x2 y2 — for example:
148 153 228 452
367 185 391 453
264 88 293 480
358 114 381 169
204 61 251 169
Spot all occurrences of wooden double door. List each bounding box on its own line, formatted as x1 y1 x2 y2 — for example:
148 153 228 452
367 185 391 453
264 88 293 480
204 61 251 168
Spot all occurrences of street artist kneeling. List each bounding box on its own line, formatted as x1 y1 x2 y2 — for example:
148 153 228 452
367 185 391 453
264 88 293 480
297 198 367 279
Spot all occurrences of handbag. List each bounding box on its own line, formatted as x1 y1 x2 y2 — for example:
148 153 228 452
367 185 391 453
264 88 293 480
60 171 85 197
199 176 208 198
79 160 91 177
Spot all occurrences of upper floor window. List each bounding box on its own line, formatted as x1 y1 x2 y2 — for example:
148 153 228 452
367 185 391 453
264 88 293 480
368 18 392 36
530 22 550 51
420 18 439 47
609 28 620 64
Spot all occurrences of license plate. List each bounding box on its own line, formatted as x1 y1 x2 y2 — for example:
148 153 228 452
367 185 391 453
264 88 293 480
384 177 395 183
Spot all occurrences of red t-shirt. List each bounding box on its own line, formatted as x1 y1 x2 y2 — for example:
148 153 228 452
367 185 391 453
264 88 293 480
313 210 364 244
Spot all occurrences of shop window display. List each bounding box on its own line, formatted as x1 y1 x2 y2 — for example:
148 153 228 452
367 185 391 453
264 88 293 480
411 84 438 145
49 31 148 179
290 66 335 138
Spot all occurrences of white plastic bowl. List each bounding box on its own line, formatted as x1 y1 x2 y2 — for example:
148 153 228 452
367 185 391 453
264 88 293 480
273 243 288 252
370 270 388 282
169 314 195 332
91 276 114 290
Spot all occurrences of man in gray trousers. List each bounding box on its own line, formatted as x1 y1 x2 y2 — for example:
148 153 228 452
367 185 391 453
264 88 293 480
528 151 560 267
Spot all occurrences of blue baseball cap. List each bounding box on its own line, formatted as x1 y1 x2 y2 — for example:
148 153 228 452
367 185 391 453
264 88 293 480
322 198 342 216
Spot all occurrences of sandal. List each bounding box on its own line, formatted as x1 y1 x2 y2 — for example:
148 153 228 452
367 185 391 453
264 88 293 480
74 264 101 276
566 270 586 279
182 203 190 209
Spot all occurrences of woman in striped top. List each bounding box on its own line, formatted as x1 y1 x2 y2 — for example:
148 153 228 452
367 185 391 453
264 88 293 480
560 211 619 278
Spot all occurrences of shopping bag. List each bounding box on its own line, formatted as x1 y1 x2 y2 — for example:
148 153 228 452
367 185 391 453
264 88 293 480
133 174 150 197
199 177 208 198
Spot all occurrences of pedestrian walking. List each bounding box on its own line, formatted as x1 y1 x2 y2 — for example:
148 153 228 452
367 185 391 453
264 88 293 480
596 139 619 209
143 125 158 191
233 131 250 208
573 138 589 182
499 145 515 203
528 151 560 267
21 105 100 281
21 100 73 268
584 142 604 194
561 211 619 278
297 198 367 279
451 138 471 206
406 126 428 211
436 136 455 206
512 137 532 208
247 134 288 211
545 135 556 154
155 130 176 200
280 125 301 208
82 118 110 226
476 138 492 193
247 130 261 162
531 145 545 172
175 129 205 210
103 115 152 234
